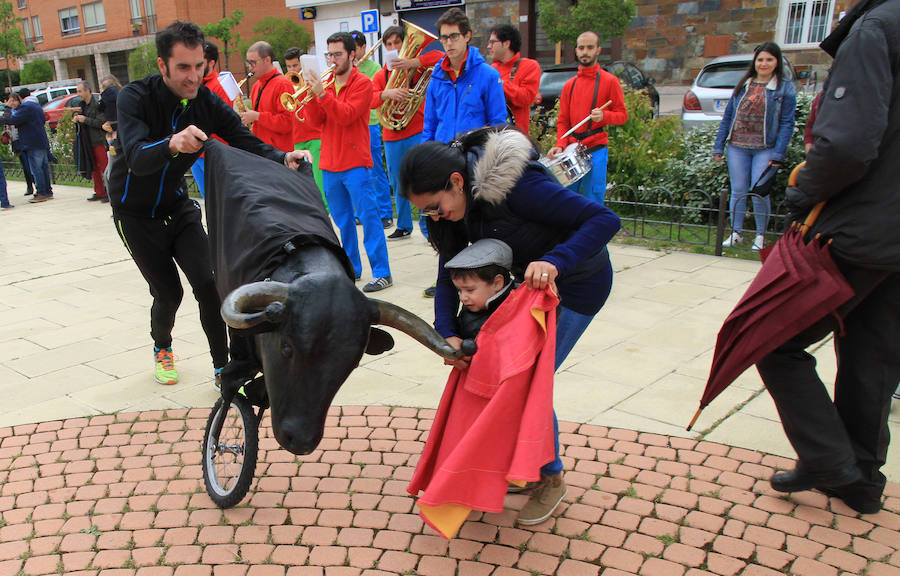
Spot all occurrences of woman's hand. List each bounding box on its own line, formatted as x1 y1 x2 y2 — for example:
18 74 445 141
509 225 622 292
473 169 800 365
524 260 559 293
443 336 471 369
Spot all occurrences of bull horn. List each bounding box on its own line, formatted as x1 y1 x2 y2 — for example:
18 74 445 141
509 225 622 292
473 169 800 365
370 299 467 361
221 281 291 329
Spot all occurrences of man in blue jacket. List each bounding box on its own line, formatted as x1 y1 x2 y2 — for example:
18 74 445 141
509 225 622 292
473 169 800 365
3 90 52 203
422 8 506 143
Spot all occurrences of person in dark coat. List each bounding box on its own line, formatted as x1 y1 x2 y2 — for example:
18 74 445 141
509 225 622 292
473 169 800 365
2 90 52 202
757 0 900 515
73 81 110 202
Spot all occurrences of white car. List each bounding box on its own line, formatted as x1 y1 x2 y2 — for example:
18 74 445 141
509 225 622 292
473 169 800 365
681 54 798 129
29 85 79 107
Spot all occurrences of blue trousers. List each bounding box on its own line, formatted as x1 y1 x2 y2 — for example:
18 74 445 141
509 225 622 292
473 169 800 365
383 134 420 232
190 157 206 199
369 125 394 220
726 145 775 236
0 161 9 207
540 305 598 476
24 148 51 196
568 147 609 206
323 166 392 279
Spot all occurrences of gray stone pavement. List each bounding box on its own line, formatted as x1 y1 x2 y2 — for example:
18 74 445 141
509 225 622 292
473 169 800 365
1 180 897 481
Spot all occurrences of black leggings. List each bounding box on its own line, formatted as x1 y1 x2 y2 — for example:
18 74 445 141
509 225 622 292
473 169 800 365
113 200 229 369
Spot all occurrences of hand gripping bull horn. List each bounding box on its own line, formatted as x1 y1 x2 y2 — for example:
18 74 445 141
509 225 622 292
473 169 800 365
221 281 291 329
370 299 477 360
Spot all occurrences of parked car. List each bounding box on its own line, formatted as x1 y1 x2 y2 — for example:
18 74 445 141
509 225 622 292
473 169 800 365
535 61 660 117
31 84 80 107
681 53 798 129
43 93 89 131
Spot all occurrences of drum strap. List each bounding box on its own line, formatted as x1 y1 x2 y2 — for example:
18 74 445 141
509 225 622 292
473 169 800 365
254 74 278 111
569 71 605 141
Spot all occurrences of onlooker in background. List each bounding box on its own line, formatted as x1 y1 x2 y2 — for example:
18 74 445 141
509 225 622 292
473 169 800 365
303 31 393 292
422 8 506 144
0 156 11 210
73 81 110 202
488 24 541 135
713 41 796 251
547 30 627 206
243 41 295 152
7 123 34 197
2 90 52 203
370 24 444 241
757 0 900 515
803 91 823 154
353 30 396 229
99 75 122 153
285 46 326 200
191 41 231 198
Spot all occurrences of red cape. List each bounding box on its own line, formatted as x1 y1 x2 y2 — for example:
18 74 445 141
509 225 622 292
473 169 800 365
408 285 558 539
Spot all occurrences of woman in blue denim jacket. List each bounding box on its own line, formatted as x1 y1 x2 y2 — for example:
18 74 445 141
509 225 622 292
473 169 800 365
713 42 796 250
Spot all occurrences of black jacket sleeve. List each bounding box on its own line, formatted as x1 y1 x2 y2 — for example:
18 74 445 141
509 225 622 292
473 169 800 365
794 16 892 208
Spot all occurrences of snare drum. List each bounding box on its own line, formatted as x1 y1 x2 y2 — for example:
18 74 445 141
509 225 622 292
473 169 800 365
539 143 591 187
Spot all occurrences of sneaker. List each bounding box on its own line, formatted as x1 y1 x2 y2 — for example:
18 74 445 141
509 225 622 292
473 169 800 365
387 228 412 241
363 276 392 292
1 205 12 210
423 284 435 298
87 194 104 201
517 473 567 525
154 347 179 385
752 234 765 251
722 231 743 248
381 217 393 229
28 194 50 203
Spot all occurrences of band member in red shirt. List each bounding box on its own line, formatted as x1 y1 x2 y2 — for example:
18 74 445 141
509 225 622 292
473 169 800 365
488 24 540 135
304 32 393 292
285 46 325 200
371 24 444 240
242 41 294 152
547 31 627 206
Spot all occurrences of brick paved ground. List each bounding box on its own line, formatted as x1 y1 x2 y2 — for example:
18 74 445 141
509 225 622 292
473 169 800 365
1 406 898 576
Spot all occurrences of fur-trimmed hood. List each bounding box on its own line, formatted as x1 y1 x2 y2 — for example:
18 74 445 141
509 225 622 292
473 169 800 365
471 130 538 205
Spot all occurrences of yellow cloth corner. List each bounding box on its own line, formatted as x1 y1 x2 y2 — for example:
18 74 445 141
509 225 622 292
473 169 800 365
418 502 472 540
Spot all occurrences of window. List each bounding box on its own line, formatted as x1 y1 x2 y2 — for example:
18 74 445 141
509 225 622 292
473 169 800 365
22 16 31 41
17 0 25 8
129 0 141 19
82 2 106 31
32 16 41 42
59 7 80 36
779 0 834 46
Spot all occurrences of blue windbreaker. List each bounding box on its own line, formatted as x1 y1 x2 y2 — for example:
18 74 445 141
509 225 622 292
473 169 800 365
422 47 506 143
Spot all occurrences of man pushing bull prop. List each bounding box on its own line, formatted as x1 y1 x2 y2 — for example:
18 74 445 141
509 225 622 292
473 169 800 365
107 21 311 387
201 137 474 458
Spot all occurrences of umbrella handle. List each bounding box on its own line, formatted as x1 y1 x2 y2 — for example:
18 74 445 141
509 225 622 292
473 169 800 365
686 406 703 432
788 161 826 235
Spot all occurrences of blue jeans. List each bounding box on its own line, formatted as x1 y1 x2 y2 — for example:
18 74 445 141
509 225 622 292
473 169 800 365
725 145 775 236
190 157 206 199
25 148 51 195
384 134 421 232
0 161 9 207
540 306 597 476
323 166 392 279
369 125 393 220
567 147 608 205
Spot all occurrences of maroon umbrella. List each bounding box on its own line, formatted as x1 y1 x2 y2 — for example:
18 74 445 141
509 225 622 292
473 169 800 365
687 163 855 431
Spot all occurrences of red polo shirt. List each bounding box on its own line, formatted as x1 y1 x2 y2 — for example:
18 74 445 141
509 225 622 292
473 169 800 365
249 68 295 152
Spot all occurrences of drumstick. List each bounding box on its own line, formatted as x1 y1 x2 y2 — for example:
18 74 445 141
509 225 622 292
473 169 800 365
561 100 613 140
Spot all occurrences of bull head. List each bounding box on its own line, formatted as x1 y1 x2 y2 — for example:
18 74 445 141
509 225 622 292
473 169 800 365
221 276 468 455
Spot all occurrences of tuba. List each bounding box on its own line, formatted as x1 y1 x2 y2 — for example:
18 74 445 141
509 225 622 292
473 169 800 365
379 20 438 131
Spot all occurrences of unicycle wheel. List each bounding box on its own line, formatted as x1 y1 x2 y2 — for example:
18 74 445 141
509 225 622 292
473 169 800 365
202 394 258 508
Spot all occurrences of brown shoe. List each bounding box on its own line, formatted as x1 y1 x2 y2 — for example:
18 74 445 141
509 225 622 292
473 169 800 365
517 472 567 525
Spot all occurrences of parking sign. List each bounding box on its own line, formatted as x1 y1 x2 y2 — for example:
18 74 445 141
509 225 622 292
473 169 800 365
361 9 379 34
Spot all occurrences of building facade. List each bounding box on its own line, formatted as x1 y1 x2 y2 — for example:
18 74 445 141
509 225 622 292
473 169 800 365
13 0 314 89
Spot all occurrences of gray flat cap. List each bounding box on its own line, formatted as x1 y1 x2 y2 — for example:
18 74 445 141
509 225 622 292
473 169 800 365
444 238 513 270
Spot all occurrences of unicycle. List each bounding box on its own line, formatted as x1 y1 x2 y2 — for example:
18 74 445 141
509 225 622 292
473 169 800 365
202 376 267 508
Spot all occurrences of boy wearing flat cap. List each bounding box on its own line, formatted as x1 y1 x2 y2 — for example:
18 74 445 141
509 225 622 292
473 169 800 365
445 238 515 340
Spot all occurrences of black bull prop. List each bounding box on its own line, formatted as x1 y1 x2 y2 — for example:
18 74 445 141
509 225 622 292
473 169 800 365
204 140 469 455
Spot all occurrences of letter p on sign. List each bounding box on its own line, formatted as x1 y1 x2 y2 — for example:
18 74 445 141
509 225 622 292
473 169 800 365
361 10 379 34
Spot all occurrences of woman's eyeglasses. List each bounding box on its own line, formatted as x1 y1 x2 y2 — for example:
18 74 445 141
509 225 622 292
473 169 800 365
420 207 444 217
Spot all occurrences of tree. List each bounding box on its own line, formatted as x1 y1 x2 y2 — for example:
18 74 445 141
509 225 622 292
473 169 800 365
202 10 244 71
242 17 313 66
537 0 636 46
20 58 53 84
0 1 26 89
128 43 158 80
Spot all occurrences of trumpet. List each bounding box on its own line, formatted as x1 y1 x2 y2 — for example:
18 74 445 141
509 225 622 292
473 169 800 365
280 65 335 117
